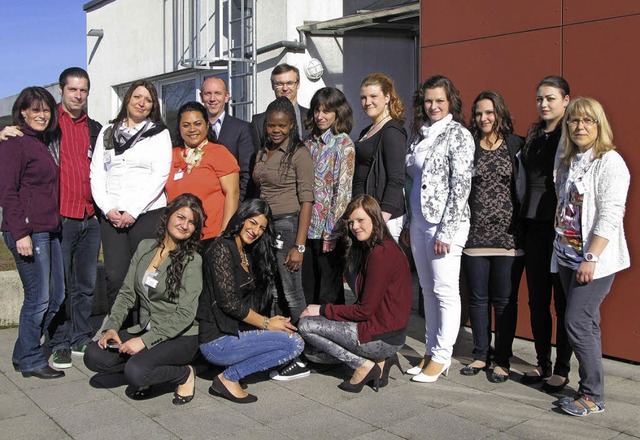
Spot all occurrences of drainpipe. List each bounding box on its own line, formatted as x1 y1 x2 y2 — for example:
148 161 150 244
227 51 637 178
250 28 307 57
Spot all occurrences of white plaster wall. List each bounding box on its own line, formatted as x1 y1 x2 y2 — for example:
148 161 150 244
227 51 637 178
86 0 176 124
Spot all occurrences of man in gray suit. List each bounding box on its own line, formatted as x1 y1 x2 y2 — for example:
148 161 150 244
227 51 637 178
250 64 310 150
200 76 254 200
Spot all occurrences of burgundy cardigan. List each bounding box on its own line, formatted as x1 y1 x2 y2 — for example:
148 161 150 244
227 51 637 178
0 126 60 240
321 236 412 344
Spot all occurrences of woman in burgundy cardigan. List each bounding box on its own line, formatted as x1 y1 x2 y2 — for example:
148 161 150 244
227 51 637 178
298 194 412 393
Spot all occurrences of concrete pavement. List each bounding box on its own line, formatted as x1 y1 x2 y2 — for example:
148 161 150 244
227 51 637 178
1 310 639 440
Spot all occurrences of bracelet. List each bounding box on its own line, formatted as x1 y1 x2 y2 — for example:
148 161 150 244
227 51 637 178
262 316 270 330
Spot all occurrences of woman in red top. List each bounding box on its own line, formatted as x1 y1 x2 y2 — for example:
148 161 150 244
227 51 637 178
165 102 240 246
298 194 412 392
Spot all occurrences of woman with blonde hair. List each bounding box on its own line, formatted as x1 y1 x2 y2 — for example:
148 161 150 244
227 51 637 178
552 97 629 416
352 73 407 240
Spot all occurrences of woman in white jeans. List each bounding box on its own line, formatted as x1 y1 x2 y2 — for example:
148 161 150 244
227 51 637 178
402 75 474 382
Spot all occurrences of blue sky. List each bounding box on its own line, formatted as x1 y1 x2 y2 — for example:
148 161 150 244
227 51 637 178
0 1 87 97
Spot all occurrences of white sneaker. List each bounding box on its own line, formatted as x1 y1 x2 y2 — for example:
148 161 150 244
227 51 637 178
269 359 311 381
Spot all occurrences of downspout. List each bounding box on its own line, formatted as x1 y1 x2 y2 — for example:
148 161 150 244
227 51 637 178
249 28 307 57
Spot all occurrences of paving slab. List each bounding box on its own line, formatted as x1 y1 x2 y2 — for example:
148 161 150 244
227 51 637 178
267 405 375 439
0 412 71 440
503 411 620 440
384 407 498 439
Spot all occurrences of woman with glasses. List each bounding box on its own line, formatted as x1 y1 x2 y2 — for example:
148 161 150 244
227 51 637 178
520 76 573 393
552 98 629 416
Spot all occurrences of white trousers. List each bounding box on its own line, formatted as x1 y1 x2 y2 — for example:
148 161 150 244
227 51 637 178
410 217 469 364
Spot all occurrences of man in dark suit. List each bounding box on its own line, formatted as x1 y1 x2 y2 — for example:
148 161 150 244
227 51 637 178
250 64 310 150
201 76 254 200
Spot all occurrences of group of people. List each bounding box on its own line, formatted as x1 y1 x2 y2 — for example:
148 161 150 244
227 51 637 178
0 64 629 418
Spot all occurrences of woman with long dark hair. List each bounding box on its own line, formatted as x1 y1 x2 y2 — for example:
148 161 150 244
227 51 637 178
352 73 407 240
0 87 64 379
197 199 304 403
84 194 205 405
251 96 314 380
301 87 355 307
90 80 172 310
460 91 525 382
520 76 573 393
165 101 239 247
552 97 629 416
298 195 412 393
402 75 474 383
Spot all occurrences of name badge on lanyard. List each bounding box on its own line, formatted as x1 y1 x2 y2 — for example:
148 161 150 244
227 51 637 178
174 170 184 181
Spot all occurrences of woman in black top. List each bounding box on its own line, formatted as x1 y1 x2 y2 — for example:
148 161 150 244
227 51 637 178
352 73 407 240
461 91 525 383
197 199 304 403
520 76 573 393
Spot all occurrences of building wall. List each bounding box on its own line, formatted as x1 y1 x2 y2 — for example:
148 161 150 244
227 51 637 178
420 0 640 361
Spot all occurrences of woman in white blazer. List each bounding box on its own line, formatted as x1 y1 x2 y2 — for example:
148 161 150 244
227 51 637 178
402 75 474 382
552 97 629 417
90 80 172 311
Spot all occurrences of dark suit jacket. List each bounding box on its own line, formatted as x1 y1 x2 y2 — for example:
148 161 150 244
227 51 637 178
211 114 254 201
250 104 310 151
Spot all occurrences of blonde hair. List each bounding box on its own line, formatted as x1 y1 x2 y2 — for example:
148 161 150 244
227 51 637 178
559 97 615 166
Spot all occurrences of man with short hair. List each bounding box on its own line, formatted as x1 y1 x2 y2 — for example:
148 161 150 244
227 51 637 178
250 64 310 150
200 76 253 200
1 67 103 370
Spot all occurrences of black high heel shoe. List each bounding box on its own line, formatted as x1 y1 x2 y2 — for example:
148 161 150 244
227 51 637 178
380 354 402 388
338 364 381 393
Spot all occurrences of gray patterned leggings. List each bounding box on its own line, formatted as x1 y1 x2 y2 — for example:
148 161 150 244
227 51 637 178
298 316 402 369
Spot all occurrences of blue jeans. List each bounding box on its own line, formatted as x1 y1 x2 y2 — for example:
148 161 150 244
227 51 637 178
463 254 524 368
4 231 65 372
200 330 304 382
274 216 306 323
49 216 101 350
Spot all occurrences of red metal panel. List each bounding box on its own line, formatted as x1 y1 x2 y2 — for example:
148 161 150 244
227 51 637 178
420 28 562 138
564 15 640 361
563 0 640 24
421 0 562 47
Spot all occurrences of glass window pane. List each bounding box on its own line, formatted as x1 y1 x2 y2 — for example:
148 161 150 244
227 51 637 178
162 79 196 144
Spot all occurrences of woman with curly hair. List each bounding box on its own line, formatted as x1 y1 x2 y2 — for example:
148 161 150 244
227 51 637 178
84 193 205 405
402 75 474 383
460 91 525 382
198 199 304 403
352 73 407 240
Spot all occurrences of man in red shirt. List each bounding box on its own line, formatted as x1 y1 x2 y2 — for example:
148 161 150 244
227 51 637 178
1 68 102 370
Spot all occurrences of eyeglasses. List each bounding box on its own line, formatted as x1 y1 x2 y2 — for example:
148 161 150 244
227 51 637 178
567 117 597 128
272 81 298 90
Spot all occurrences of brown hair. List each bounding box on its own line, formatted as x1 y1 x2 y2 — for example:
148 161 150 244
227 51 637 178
341 194 395 273
305 87 354 136
112 80 163 125
360 73 405 125
411 75 464 138
469 90 514 141
12 86 58 134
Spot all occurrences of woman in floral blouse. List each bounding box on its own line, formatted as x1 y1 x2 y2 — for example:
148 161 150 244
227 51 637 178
302 87 355 306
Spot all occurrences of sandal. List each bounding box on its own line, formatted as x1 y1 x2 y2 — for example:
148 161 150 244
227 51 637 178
560 397 605 417
173 366 196 405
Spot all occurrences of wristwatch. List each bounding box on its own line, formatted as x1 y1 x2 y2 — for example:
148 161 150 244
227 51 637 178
585 252 599 262
294 244 306 253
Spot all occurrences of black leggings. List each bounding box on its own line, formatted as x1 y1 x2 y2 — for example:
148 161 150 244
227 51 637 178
84 330 198 387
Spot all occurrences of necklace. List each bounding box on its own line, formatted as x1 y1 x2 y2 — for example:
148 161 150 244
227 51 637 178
236 236 249 268
360 115 390 141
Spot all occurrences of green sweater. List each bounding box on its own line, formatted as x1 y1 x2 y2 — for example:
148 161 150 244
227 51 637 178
105 239 203 348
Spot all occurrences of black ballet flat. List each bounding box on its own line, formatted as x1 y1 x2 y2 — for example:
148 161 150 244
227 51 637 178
338 364 381 393
542 377 570 394
489 369 510 383
128 386 152 400
460 364 487 376
173 366 196 405
209 376 257 404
